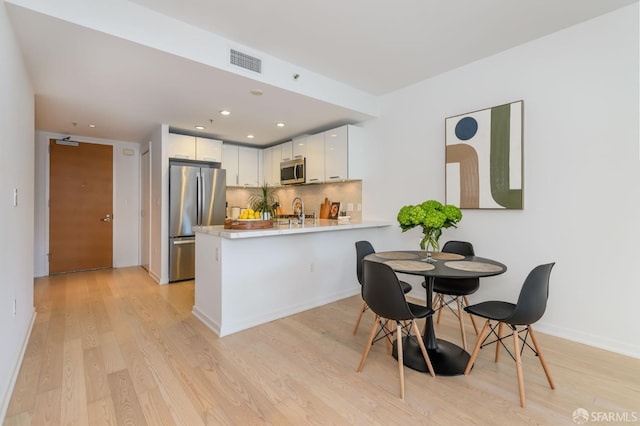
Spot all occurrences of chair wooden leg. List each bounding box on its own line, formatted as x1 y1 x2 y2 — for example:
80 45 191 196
456 297 467 350
396 321 405 399
412 321 435 378
465 320 490 375
495 322 504 362
357 315 380 372
353 300 367 335
513 327 526 408
463 296 479 334
435 294 444 324
528 325 555 390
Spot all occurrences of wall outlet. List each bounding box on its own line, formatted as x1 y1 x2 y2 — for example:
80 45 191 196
347 203 354 212
13 299 16 317
357 203 362 211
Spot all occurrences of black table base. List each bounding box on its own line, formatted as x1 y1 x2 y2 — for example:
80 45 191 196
393 336 471 376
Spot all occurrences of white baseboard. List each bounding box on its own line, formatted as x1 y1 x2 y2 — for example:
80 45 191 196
1 308 37 423
535 322 640 359
194 288 360 338
192 307 221 336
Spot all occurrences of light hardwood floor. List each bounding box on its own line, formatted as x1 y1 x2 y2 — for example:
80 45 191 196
4 267 640 425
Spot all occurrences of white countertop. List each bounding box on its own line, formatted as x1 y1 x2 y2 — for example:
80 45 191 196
193 219 391 239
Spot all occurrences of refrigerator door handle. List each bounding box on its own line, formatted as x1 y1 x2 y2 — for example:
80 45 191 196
172 239 195 245
200 172 206 226
196 172 201 226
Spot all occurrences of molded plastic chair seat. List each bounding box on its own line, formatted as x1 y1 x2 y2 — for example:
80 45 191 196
464 263 556 408
357 260 435 399
464 301 514 321
353 241 412 335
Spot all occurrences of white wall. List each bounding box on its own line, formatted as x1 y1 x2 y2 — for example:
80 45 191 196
148 124 166 283
0 1 35 419
363 4 640 358
34 131 141 276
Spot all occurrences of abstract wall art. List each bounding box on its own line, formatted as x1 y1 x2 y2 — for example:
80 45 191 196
445 100 523 209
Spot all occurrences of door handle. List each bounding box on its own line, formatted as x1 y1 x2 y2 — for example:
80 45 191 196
101 214 112 222
172 239 195 245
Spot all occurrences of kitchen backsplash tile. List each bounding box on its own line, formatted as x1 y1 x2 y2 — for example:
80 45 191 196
226 181 362 221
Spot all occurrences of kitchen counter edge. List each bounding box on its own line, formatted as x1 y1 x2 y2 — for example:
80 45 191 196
193 220 391 239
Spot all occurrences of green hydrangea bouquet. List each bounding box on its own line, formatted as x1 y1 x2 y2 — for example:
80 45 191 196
397 200 463 252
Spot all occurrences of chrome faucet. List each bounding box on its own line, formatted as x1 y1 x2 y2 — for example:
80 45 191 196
292 196 305 225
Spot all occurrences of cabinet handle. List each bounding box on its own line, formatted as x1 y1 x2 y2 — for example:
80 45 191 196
294 155 303 159
309 178 319 182
328 176 341 179
173 154 190 159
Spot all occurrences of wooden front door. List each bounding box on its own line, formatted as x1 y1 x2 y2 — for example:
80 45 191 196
49 139 113 274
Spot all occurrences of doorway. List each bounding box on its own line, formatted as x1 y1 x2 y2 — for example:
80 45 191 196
49 139 113 274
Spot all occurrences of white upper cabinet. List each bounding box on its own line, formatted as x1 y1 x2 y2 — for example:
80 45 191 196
238 146 259 187
324 125 363 181
305 133 325 183
270 145 282 185
167 133 196 159
222 144 259 187
195 137 223 162
222 144 239 186
280 141 293 162
292 136 306 159
167 134 223 162
262 145 281 186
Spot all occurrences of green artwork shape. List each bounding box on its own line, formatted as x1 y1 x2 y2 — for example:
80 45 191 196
490 104 522 208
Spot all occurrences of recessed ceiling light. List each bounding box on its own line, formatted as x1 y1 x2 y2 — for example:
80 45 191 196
276 122 285 127
247 134 254 139
88 124 96 128
219 110 230 116
195 125 206 130
250 89 263 96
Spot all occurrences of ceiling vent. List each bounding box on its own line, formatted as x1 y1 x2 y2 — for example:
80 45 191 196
230 49 262 73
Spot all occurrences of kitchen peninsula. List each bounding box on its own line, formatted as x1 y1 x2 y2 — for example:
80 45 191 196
193 220 390 337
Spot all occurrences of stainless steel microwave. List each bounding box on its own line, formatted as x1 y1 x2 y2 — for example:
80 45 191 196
280 158 305 185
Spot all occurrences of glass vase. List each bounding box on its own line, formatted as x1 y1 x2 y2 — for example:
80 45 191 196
420 230 440 263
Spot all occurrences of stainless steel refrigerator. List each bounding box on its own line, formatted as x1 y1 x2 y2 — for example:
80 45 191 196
169 160 226 282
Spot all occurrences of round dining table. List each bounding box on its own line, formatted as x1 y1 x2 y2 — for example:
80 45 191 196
364 250 507 376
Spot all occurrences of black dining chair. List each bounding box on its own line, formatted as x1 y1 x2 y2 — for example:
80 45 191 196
357 260 435 399
423 240 479 350
463 263 556 408
353 241 413 335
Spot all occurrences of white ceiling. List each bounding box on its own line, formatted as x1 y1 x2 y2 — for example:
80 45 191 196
6 0 637 145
